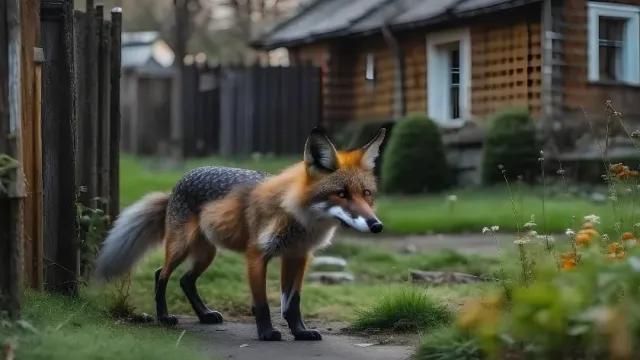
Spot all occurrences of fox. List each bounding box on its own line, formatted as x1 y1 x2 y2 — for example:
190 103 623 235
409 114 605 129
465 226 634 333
92 127 386 342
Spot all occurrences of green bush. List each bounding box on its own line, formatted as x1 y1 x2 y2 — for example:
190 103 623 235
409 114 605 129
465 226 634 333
348 119 395 180
350 287 454 333
481 107 539 185
381 113 449 194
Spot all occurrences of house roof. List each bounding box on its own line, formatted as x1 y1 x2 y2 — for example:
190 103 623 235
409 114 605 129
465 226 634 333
252 0 542 50
121 31 175 69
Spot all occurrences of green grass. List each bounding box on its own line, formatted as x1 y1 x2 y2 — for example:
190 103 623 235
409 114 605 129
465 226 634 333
0 291 207 360
350 287 454 333
412 325 483 360
100 242 496 323
119 155 619 235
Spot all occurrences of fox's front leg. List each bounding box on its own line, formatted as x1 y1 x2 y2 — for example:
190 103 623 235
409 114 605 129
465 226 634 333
280 253 322 341
246 248 282 341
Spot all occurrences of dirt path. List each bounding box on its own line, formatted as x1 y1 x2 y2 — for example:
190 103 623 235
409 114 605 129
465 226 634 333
337 232 528 255
179 316 414 360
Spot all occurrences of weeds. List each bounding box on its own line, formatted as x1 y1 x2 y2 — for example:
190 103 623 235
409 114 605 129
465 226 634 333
0 153 19 196
351 288 454 333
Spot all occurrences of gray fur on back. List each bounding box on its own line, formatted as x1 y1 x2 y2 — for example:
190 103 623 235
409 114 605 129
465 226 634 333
93 192 170 282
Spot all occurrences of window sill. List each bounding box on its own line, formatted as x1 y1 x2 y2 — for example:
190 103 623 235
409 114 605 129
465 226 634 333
588 80 640 88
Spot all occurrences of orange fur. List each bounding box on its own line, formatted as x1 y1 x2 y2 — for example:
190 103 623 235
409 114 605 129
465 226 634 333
337 150 364 168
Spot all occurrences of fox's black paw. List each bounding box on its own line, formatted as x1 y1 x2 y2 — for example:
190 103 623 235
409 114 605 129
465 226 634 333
158 315 179 326
258 328 282 341
198 311 223 324
293 329 322 341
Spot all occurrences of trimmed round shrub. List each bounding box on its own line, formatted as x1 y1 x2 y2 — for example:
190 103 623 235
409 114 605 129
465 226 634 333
381 113 450 194
481 107 540 185
348 119 395 180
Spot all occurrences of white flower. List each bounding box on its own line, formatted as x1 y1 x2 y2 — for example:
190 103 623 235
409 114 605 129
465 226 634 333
447 194 458 202
584 214 601 224
527 230 538 237
566 229 575 237
514 238 531 245
523 215 537 229
482 225 500 234
537 235 555 244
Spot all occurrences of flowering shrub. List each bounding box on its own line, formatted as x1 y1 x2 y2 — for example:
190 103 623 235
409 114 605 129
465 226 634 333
458 211 640 360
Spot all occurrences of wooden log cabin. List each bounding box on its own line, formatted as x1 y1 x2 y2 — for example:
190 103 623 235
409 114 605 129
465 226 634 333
252 0 640 158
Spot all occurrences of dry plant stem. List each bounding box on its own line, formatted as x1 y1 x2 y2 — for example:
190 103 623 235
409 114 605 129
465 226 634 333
608 101 640 153
491 232 510 293
557 160 569 195
518 243 529 286
581 106 620 220
501 168 521 237
539 155 551 252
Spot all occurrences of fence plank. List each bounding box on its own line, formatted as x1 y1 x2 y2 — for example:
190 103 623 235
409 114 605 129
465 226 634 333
20 0 41 290
0 0 25 320
41 0 78 294
109 7 122 220
96 6 111 214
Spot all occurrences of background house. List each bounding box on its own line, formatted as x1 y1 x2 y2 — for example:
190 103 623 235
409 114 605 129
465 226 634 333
252 0 640 161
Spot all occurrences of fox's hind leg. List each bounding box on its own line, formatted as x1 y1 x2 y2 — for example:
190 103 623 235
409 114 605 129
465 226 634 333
180 235 223 324
155 222 191 326
280 253 322 341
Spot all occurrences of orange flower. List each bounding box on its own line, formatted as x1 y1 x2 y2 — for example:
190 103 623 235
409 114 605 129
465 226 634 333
576 233 591 245
582 222 595 229
621 232 635 241
607 242 627 260
560 252 578 271
580 229 599 237
609 242 623 253
610 163 625 174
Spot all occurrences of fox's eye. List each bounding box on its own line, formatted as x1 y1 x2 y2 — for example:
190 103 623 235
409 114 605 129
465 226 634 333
337 190 347 199
364 189 371 197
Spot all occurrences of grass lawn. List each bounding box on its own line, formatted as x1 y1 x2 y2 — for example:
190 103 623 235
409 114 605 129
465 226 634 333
119 155 620 235
0 291 207 360
94 241 498 323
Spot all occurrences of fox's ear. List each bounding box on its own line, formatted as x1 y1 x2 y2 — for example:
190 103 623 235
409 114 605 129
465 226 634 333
304 127 339 174
360 128 386 171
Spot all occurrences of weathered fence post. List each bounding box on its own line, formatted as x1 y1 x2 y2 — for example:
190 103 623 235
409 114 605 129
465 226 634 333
0 0 25 320
41 0 78 295
109 7 122 221
21 0 43 291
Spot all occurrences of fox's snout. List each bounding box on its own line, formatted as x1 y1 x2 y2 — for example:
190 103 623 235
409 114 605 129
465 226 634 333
325 201 383 234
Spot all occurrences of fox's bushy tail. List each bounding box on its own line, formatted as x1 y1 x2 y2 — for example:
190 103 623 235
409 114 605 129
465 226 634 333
93 192 170 282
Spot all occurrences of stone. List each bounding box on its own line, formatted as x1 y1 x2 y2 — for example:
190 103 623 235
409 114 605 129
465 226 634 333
590 192 607 203
409 269 494 285
311 256 347 270
307 271 355 284
399 244 418 254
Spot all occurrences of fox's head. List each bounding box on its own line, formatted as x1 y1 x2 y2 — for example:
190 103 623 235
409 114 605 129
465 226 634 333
301 127 386 234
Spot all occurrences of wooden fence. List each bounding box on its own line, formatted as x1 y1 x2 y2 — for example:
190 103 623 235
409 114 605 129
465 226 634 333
0 0 122 318
122 62 323 159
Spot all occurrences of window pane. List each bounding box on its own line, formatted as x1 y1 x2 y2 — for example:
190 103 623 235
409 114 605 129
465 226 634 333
599 45 621 81
450 86 460 119
449 47 461 119
599 17 625 43
450 49 460 68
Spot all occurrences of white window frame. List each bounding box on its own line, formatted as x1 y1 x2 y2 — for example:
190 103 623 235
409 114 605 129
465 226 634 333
426 27 471 127
587 2 640 84
365 52 375 81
